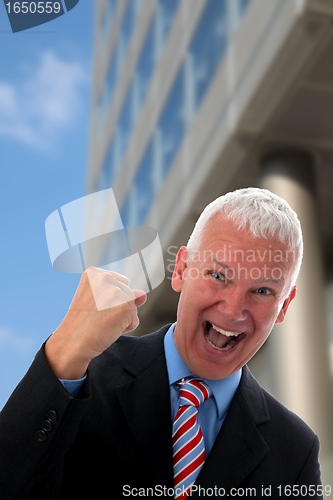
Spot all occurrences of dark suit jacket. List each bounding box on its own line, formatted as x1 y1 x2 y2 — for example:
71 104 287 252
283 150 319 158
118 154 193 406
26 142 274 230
0 325 323 499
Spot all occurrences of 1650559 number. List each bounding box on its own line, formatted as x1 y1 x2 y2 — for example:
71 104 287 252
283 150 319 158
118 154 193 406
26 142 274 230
277 485 332 497
5 2 61 14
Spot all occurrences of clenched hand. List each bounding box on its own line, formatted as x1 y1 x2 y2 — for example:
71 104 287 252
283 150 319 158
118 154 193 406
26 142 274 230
45 267 147 380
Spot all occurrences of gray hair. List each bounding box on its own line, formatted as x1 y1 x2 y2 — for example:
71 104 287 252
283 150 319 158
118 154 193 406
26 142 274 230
187 187 303 284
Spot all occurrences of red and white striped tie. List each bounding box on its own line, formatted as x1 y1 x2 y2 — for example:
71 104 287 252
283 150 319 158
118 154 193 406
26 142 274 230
172 377 211 499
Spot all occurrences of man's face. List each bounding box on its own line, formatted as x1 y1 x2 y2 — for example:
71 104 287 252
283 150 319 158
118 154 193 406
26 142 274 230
171 217 297 380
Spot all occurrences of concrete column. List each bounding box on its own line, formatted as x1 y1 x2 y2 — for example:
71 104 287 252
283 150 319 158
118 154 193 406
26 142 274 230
260 150 333 465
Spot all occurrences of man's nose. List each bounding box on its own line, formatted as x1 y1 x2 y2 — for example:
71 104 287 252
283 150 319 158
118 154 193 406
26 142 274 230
216 288 248 322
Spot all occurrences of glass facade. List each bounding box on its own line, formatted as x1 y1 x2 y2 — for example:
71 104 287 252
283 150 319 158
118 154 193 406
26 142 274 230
95 0 251 225
96 0 180 195
97 0 142 133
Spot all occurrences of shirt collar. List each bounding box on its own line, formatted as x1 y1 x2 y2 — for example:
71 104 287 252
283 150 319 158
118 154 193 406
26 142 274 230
164 323 242 420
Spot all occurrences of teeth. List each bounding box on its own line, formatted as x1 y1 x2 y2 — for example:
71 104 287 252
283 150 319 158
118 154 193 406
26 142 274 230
211 324 240 337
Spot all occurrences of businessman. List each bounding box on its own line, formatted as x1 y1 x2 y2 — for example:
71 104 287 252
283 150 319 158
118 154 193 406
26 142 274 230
0 187 323 499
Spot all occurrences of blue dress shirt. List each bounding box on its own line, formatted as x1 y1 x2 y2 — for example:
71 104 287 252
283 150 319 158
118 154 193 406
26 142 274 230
164 323 241 457
60 376 86 399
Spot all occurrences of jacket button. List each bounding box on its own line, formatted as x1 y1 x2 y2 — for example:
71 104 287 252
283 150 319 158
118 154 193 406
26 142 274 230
42 419 53 432
37 430 47 442
46 410 57 422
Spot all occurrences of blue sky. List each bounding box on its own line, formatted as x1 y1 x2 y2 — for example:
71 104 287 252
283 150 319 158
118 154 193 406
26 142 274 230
0 1 95 408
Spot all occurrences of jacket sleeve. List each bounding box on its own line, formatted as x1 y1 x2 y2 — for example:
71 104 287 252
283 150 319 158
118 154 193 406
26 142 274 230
0 344 90 500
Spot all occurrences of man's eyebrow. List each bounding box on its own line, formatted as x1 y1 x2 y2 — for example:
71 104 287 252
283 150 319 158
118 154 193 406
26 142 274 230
256 276 285 286
209 258 285 285
210 258 232 272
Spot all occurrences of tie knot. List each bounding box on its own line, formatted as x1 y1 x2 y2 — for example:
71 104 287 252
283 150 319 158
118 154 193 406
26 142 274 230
178 377 211 408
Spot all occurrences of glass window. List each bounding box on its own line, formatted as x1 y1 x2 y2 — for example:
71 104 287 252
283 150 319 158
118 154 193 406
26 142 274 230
132 140 154 225
118 91 133 161
130 1 180 128
187 0 228 112
101 0 118 46
118 0 136 70
102 0 141 121
121 140 154 226
183 53 196 127
155 0 180 59
122 0 135 45
134 18 156 111
113 127 123 176
95 139 115 193
97 88 109 135
128 79 140 128
105 54 118 110
157 68 185 179
151 128 163 194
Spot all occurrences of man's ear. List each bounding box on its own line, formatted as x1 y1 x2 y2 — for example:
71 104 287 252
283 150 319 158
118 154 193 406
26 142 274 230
171 246 189 292
275 286 297 324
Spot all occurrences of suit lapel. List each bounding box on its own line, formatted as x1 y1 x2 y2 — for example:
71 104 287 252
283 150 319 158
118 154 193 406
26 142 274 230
194 366 270 493
114 328 174 487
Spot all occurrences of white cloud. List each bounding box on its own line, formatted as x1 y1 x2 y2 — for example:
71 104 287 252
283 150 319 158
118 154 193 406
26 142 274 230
0 50 89 151
0 327 35 355
0 82 19 116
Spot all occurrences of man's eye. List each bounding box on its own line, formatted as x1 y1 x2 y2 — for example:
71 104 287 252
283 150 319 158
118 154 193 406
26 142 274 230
211 271 225 281
256 287 271 295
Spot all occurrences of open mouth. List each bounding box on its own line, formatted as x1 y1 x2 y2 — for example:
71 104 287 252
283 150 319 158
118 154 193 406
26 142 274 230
204 322 245 351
